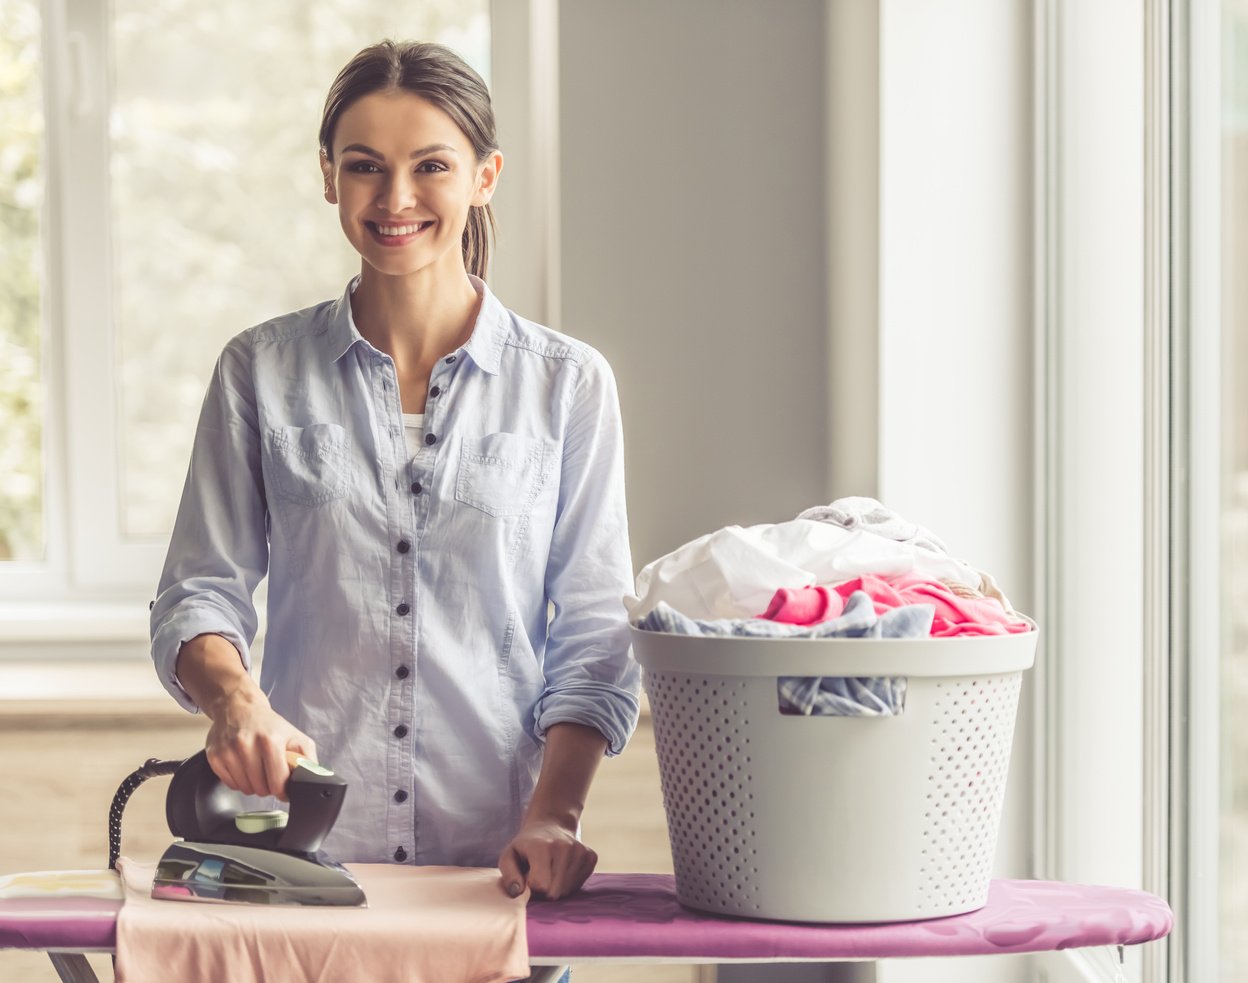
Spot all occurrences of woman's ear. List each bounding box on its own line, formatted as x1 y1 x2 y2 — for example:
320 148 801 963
471 150 504 207
320 149 338 205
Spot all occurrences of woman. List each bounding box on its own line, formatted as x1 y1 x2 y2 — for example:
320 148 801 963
149 39 640 906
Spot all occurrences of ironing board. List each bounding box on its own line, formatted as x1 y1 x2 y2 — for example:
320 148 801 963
0 870 1173 981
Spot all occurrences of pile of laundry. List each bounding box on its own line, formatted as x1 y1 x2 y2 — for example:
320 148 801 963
625 498 1034 717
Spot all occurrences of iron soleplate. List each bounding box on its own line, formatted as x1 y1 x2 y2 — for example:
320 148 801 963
152 840 366 907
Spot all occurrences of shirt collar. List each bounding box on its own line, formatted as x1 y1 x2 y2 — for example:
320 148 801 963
327 274 507 376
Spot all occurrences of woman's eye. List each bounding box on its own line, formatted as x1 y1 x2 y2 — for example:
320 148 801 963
417 161 448 173
347 161 381 173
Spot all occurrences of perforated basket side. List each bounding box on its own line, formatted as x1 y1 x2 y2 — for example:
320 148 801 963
643 664 1026 922
916 673 1022 912
644 669 763 913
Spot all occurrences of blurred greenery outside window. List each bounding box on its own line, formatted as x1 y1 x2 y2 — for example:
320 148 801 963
0 1 44 562
0 1 489 562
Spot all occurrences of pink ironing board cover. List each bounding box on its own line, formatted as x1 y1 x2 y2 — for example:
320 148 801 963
526 875 1173 960
1 871 1173 960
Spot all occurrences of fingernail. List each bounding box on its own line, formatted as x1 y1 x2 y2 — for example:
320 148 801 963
507 882 522 897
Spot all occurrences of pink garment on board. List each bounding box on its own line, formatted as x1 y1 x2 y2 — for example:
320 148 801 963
759 572 1033 637
114 857 530 983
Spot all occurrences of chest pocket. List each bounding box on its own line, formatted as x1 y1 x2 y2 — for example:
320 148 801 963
268 423 350 507
455 433 547 518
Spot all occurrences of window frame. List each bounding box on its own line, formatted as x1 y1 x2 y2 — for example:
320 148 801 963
1030 0 1156 980
1033 0 1223 981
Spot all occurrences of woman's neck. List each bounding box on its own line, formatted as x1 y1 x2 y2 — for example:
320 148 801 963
350 262 482 369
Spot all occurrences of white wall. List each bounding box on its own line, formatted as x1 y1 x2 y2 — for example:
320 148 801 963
558 0 831 570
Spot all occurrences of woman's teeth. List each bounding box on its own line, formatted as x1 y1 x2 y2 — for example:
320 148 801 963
376 222 429 236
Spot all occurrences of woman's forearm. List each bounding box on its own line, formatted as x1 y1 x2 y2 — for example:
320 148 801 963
523 722 609 830
175 632 267 718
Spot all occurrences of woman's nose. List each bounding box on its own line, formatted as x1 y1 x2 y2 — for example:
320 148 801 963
379 172 417 213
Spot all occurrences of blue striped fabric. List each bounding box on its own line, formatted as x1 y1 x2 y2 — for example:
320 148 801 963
633 591 934 716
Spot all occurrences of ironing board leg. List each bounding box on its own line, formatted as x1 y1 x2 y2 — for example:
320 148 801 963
47 953 101 983
525 966 568 982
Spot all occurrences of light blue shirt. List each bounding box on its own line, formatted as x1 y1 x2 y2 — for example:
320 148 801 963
150 275 641 866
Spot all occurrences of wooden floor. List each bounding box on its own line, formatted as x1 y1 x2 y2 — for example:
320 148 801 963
0 705 701 983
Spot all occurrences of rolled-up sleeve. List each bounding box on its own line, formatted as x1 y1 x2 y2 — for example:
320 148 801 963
150 335 269 712
534 350 641 755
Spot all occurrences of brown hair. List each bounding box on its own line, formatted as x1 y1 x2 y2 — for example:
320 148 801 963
319 40 498 279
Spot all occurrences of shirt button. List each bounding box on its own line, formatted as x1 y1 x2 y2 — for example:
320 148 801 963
396 602 410 616
444 355 456 364
429 386 441 398
394 724 409 738
410 481 422 494
424 433 437 446
394 789 408 803
396 540 411 553
394 846 407 862
395 665 410 679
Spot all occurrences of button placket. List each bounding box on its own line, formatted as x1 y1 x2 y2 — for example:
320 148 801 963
374 351 416 861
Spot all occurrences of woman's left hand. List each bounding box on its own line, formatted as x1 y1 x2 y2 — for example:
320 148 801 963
498 819 598 901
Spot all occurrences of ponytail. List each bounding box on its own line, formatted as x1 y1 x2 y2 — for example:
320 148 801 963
463 203 497 280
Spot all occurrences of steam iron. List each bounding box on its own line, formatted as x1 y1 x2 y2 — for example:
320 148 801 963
151 750 366 907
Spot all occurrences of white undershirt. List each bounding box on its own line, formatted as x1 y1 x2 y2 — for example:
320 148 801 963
402 413 426 460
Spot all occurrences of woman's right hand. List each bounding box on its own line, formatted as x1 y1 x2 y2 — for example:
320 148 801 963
203 687 318 801
175 632 318 801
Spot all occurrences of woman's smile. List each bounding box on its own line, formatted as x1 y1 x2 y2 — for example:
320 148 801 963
365 219 435 246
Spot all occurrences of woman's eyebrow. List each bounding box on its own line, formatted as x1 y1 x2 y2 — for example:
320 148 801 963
340 142 460 160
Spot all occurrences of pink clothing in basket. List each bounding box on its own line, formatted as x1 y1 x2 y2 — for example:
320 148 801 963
761 573 1032 637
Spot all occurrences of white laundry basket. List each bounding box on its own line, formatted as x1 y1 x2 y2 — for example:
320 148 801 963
631 626 1038 923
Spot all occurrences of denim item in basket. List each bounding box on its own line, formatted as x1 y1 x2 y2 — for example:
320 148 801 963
633 591 934 716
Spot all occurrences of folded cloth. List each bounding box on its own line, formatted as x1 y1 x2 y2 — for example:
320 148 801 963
627 519 980 623
0 869 122 900
634 591 933 716
795 496 950 555
115 858 530 983
765 573 1033 637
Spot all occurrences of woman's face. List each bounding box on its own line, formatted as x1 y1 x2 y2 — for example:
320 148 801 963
321 90 501 279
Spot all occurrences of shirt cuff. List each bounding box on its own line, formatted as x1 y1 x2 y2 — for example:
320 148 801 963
532 682 641 757
151 607 253 713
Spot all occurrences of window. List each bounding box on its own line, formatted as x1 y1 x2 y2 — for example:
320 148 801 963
0 0 46 565
1039 1 1248 980
1188 0 1248 979
0 0 490 600
1216 0 1248 964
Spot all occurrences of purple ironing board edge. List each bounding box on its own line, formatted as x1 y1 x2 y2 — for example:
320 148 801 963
0 872 1173 962
0 896 120 951
524 874 1174 960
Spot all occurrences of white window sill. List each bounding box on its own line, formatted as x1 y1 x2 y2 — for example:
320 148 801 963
0 659 176 709
0 601 150 643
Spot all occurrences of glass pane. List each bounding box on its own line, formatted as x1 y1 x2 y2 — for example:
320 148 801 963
0 1 46 562
1223 1 1248 978
111 1 490 537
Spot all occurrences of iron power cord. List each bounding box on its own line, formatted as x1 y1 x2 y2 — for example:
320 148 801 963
107 757 183 870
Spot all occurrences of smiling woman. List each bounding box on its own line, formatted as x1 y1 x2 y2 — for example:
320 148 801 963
150 39 642 935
